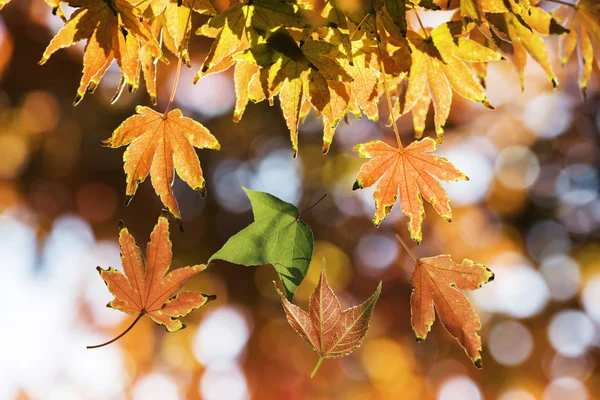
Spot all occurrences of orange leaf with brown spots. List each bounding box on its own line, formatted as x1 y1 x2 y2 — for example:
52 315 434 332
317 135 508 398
88 214 215 349
353 138 467 243
398 235 494 368
103 106 220 223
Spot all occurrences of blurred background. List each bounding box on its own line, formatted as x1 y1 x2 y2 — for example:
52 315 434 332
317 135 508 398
1 0 600 399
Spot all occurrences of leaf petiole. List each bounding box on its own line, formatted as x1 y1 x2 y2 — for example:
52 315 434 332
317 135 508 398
311 356 325 378
163 0 197 116
86 311 145 349
395 233 419 262
297 194 327 221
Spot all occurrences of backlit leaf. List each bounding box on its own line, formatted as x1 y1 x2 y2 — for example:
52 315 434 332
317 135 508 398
93 214 215 342
102 106 220 223
553 0 600 98
353 138 468 242
394 22 500 140
39 0 161 105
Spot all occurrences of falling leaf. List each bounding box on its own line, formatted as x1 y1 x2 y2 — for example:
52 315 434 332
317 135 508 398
102 106 220 223
353 138 468 242
553 0 600 98
394 21 499 140
209 188 314 301
88 213 215 348
397 234 494 368
276 260 382 377
39 0 161 105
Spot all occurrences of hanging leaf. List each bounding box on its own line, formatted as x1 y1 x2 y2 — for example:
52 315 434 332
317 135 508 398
39 0 162 105
209 188 314 301
88 213 215 348
394 21 500 140
553 0 600 98
103 106 220 224
398 235 494 368
276 260 382 377
353 138 467 243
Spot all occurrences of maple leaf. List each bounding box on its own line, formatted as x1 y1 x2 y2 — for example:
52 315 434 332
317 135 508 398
276 260 382 377
236 28 351 155
353 138 468 243
397 234 494 368
210 188 316 300
486 6 567 89
102 106 220 224
394 21 500 140
39 0 162 105
195 0 308 81
88 214 215 349
553 0 600 99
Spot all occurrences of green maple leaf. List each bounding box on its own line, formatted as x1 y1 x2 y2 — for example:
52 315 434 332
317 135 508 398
209 187 314 300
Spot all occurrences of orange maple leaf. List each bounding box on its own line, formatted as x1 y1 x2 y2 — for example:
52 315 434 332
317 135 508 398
103 106 220 223
88 214 215 349
39 0 161 105
276 260 381 377
353 138 467 243
398 234 494 368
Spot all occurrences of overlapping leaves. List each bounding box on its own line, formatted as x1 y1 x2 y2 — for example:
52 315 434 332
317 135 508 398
31 0 592 369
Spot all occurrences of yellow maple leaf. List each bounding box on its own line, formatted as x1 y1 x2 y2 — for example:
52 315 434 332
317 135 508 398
553 0 600 98
102 106 220 223
394 22 500 141
39 0 162 105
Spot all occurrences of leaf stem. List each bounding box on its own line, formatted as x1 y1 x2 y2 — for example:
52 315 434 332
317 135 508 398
87 311 145 349
349 13 370 41
544 0 577 8
163 0 196 116
297 194 327 220
311 356 325 378
413 9 430 39
374 19 404 150
395 233 419 262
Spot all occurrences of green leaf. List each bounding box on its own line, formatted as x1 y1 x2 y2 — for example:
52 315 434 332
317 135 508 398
209 187 314 300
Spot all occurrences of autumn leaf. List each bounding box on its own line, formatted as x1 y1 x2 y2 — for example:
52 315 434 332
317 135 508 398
195 0 308 81
88 213 215 349
396 234 494 368
553 0 600 98
102 106 220 224
236 28 351 155
210 188 316 301
39 0 161 105
276 260 382 377
487 6 567 89
394 21 500 140
353 138 468 242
